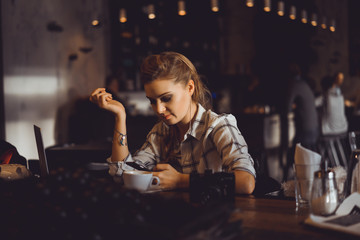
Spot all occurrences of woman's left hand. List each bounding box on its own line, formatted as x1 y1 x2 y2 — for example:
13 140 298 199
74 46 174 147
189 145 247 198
152 164 188 189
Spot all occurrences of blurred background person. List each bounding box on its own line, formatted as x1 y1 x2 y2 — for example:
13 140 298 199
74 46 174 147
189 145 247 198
316 72 348 136
280 63 319 180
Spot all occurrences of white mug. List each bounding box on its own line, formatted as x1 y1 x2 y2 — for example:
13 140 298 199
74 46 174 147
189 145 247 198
123 171 160 192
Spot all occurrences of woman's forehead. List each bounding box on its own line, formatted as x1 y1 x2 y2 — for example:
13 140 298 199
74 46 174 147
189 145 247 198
144 78 184 97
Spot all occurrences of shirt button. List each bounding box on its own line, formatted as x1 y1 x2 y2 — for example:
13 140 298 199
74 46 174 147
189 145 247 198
240 146 248 154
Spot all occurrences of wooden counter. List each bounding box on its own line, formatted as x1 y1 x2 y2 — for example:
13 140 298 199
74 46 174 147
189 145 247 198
159 191 357 239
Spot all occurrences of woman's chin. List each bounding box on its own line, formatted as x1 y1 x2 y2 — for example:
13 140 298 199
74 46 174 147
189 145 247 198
162 118 178 126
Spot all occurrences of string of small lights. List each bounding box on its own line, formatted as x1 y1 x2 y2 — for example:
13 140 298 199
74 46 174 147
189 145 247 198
111 0 337 32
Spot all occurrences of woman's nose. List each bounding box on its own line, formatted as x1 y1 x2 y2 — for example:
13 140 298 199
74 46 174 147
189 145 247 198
155 102 166 114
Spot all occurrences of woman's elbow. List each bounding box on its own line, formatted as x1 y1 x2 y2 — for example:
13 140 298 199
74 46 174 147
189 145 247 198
235 171 256 194
243 178 256 194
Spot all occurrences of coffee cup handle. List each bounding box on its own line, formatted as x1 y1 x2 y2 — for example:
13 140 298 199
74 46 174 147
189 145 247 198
151 176 160 186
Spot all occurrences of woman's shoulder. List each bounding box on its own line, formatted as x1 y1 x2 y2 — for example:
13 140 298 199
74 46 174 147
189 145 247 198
203 109 237 127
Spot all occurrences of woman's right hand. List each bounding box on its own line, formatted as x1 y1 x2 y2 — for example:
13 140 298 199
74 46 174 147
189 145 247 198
89 88 126 117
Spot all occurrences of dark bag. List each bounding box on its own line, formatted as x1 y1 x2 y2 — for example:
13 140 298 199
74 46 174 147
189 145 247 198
0 140 27 165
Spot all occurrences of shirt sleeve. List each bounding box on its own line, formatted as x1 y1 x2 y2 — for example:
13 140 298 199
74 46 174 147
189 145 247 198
211 114 256 178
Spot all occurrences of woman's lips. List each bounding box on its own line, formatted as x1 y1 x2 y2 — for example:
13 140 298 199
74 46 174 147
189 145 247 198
161 114 172 120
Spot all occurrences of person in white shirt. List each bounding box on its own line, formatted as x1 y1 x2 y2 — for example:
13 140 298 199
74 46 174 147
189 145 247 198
316 72 348 135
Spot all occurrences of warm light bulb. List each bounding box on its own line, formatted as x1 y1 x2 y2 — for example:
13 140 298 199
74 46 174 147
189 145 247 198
246 0 254 7
211 0 219 12
178 0 186 16
321 17 327 29
264 0 271 12
289 6 296 20
92 20 99 26
330 19 336 32
301 10 307 23
119 8 127 23
311 13 317 26
148 4 156 19
277 1 284 16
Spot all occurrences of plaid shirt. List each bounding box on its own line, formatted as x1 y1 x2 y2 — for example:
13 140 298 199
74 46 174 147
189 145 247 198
108 104 256 177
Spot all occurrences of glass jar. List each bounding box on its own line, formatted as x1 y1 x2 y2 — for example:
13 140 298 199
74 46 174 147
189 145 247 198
310 170 339 216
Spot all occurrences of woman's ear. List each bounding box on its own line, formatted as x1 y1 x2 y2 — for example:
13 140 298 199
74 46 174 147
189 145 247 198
188 79 195 96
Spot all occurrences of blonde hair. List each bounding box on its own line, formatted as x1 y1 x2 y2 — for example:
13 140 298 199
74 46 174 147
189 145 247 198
140 51 212 110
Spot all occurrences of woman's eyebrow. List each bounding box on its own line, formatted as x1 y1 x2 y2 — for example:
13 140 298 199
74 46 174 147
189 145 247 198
146 92 171 100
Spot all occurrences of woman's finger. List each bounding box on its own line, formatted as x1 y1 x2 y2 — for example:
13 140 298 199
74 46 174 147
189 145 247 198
89 88 107 103
90 91 111 103
90 88 106 96
153 163 169 171
98 93 113 106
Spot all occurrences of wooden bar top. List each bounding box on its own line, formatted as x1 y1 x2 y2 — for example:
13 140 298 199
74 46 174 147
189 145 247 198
2 169 358 240
159 191 358 239
232 196 356 240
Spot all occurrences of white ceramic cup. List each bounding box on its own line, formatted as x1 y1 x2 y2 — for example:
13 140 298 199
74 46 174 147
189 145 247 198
123 171 160 192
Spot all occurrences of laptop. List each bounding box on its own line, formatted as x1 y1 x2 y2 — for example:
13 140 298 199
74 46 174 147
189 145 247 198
33 125 49 177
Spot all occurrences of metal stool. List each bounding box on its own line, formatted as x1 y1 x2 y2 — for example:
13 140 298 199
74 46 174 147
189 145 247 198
319 132 348 169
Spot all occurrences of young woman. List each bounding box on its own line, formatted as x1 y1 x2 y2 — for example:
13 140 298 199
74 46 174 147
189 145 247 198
90 52 255 194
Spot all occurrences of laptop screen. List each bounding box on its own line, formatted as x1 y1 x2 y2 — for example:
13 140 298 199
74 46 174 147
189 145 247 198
34 125 49 177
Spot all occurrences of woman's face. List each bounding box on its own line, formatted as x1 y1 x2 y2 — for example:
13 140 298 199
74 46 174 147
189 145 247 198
144 78 194 126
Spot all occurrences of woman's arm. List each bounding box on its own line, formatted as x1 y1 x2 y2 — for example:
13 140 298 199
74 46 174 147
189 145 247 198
234 170 255 194
89 88 129 162
111 114 129 162
210 115 257 195
152 164 255 194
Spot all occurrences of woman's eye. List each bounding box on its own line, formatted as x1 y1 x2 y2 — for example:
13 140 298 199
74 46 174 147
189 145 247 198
161 96 172 102
148 99 156 105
